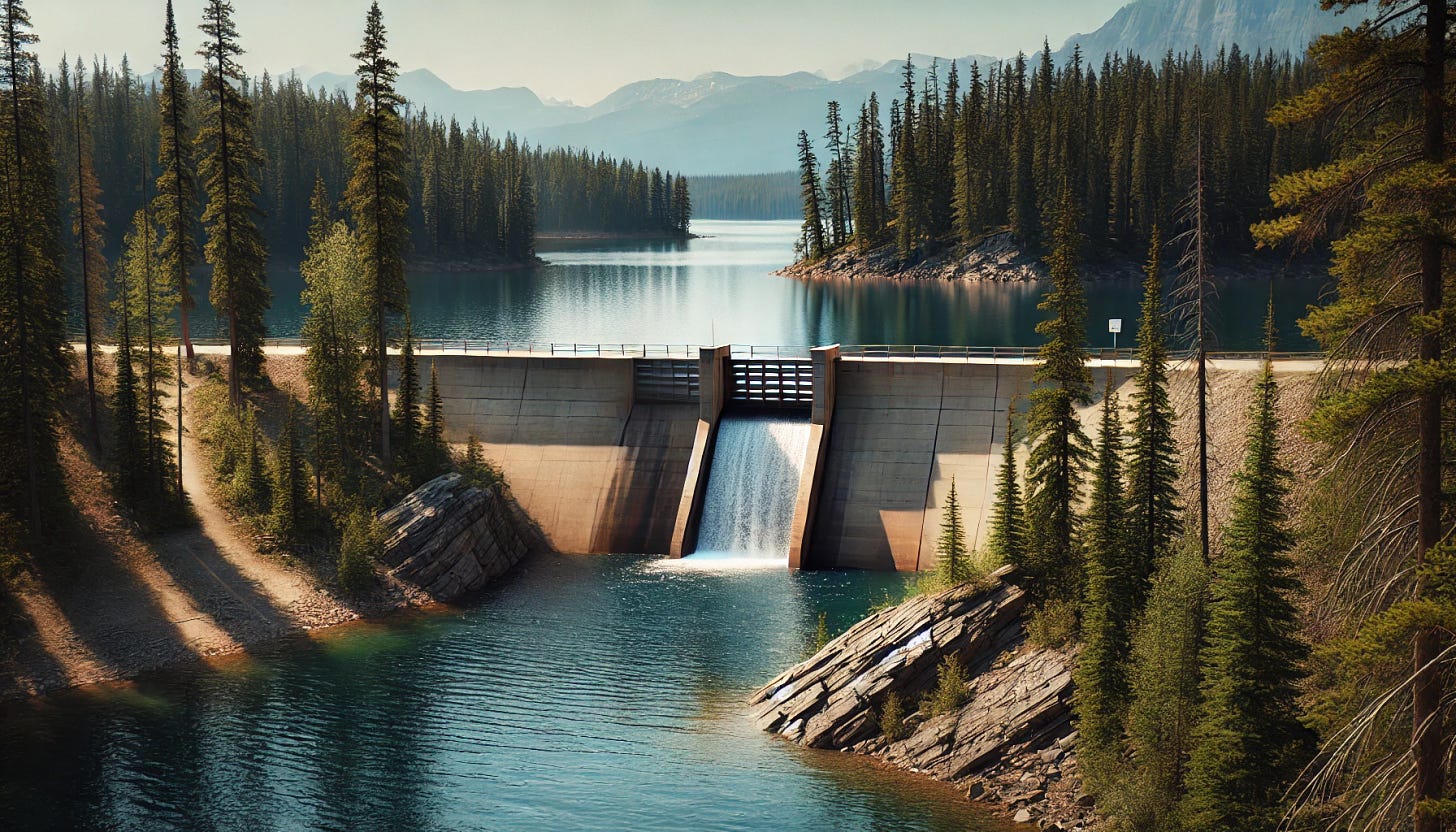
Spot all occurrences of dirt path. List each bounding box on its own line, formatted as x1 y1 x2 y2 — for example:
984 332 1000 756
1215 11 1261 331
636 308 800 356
0 366 362 700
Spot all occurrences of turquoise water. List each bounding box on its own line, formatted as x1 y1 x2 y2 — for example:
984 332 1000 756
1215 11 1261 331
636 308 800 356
0 554 1016 832
182 220 1327 351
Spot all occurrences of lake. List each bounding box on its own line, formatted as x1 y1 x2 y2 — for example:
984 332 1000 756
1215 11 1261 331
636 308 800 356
0 554 1016 831
184 220 1328 351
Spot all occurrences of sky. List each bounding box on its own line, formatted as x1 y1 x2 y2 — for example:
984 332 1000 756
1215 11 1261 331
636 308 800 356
32 0 1130 105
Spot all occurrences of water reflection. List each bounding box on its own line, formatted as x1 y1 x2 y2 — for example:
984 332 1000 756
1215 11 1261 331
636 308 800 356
177 220 1326 351
1 554 1008 831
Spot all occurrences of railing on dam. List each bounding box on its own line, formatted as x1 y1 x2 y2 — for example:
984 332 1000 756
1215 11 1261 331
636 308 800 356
169 337 1323 362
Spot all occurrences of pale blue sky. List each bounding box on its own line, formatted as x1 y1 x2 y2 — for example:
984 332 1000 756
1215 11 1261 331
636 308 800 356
33 0 1128 104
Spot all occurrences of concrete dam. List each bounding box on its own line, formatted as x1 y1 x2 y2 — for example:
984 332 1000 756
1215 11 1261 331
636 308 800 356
420 344 1316 572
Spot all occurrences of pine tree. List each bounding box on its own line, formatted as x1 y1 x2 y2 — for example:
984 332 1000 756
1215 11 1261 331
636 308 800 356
1174 132 1214 567
1117 541 1208 829
346 0 409 466
301 220 367 487
0 0 68 536
117 207 178 512
823 100 851 248
1125 226 1180 609
1022 195 1092 601
1075 373 1131 793
1255 6 1455 827
891 56 924 259
197 0 270 407
795 130 826 261
154 0 200 363
936 476 969 584
70 60 106 452
392 314 420 451
306 172 331 251
988 398 1024 567
426 359 443 450
270 398 308 541
110 245 145 507
1182 306 1310 832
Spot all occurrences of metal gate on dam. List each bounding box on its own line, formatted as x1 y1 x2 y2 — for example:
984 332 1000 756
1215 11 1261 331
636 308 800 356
418 343 1310 572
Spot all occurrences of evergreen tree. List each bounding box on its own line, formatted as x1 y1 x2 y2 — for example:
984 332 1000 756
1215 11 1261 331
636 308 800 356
795 130 826 261
1125 226 1180 609
1117 541 1208 829
936 477 969 584
1255 5 1455 827
988 397 1024 567
891 56 925 259
0 0 68 536
300 220 366 488
392 314 420 451
346 0 409 466
1022 196 1092 601
197 0 270 407
154 0 200 363
426 359 443 451
270 397 308 541
69 59 106 452
306 172 331 251
823 100 851 248
116 207 178 511
1182 306 1310 832
110 242 145 507
1075 373 1131 793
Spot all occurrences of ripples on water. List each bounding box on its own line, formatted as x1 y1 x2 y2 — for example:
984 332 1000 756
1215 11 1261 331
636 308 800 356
0 554 1016 831
177 220 1327 351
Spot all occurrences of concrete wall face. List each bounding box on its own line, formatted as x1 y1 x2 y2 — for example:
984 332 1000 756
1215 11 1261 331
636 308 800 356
428 355 696 555
812 360 1033 571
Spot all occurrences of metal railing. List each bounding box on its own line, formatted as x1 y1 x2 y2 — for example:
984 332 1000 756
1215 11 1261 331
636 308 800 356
104 337 1325 362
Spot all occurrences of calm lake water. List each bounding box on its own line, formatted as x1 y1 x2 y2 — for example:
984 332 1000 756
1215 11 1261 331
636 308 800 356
183 219 1327 351
0 554 1016 832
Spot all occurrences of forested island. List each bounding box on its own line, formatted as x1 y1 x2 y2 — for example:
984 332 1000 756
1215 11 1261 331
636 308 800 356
787 47 1325 279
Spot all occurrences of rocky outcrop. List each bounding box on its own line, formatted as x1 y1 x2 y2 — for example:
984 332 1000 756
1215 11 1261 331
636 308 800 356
378 473 536 601
750 565 1093 829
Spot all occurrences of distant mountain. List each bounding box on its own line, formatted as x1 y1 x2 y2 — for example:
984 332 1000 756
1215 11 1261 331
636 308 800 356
293 0 1353 175
1054 0 1349 64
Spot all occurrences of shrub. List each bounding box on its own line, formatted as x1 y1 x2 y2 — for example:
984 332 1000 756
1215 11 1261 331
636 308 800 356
879 691 908 742
338 508 384 593
926 654 971 716
806 612 831 656
1027 597 1078 648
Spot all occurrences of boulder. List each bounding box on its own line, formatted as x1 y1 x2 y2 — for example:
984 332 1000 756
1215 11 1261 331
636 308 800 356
378 473 535 601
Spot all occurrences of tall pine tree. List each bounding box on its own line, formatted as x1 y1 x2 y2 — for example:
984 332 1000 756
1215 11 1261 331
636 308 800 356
154 0 200 363
346 0 409 467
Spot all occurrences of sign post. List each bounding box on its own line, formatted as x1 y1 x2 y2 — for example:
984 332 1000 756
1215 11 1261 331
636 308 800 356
1109 318 1122 353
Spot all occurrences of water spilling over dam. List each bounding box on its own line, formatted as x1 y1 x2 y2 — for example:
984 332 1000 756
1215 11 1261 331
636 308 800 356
692 415 810 563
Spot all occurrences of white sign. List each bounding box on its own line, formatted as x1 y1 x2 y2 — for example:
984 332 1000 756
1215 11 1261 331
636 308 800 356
1108 318 1123 334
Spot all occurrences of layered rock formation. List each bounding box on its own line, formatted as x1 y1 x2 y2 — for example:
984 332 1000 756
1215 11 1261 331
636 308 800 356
750 566 1092 829
379 473 536 601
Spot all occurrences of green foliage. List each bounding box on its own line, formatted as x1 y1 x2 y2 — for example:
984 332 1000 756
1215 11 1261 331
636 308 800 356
1075 374 1134 794
1026 597 1078 649
0 0 70 541
926 654 971 717
689 172 798 220
152 0 200 357
935 477 971 584
270 399 310 541
1114 541 1208 832
392 316 421 450
879 691 908 742
807 612 831 656
1126 227 1180 608
851 94 888 246
301 219 367 490
988 399 1025 568
795 130 826 262
197 0 271 401
1022 198 1092 602
337 507 382 594
426 360 444 451
1183 351 1312 832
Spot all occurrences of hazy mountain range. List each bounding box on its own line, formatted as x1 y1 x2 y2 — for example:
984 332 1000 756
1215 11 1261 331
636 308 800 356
297 0 1351 175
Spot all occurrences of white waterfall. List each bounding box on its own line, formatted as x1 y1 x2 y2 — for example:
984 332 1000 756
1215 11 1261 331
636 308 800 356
691 414 811 563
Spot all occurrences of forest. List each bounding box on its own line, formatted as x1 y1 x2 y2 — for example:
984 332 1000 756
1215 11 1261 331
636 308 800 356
45 56 692 268
688 172 799 220
792 46 1324 264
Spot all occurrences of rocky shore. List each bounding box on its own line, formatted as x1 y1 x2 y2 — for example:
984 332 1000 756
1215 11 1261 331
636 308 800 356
749 566 1095 830
779 229 1324 285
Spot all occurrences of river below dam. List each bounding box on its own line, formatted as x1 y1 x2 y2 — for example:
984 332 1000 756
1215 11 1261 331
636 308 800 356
0 554 1018 831
180 219 1326 351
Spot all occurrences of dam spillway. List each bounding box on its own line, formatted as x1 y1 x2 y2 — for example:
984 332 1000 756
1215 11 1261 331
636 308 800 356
691 415 810 563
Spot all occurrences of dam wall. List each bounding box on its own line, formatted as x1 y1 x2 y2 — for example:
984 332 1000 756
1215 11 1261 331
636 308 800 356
418 348 1313 570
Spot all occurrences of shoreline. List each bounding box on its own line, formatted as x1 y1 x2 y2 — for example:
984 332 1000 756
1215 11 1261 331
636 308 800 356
779 230 1327 284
